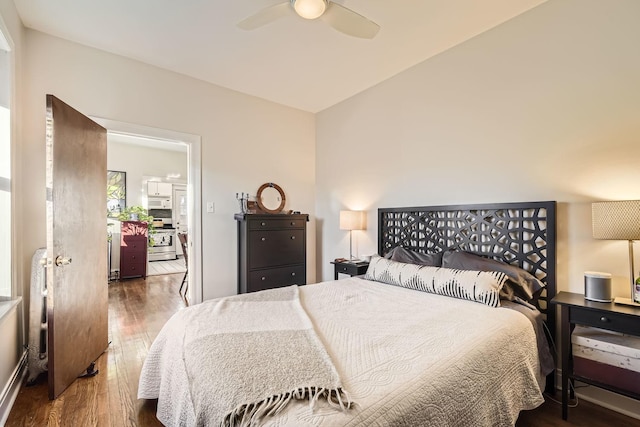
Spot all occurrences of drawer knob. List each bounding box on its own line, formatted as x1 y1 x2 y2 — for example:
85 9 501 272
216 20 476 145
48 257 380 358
261 237 266 241
600 316 609 323
342 267 347 271
261 222 266 226
291 222 295 226
261 276 266 281
291 236 295 240
291 272 296 276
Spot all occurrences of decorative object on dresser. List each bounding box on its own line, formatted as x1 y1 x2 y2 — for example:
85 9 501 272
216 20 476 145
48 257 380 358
339 210 366 262
117 205 153 225
551 291 640 420
236 183 287 214
236 192 250 214
592 200 640 306
256 182 286 214
235 213 308 294
120 221 147 279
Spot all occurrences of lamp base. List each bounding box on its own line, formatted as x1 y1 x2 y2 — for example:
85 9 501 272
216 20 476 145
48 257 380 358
613 297 640 307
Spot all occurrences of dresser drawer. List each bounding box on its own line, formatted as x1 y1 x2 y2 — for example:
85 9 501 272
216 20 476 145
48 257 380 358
121 260 146 278
122 235 147 250
571 306 640 335
248 218 305 230
122 252 145 262
248 229 305 268
248 265 305 293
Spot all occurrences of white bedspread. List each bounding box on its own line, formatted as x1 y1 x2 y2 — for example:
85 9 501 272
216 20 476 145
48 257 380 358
139 277 546 426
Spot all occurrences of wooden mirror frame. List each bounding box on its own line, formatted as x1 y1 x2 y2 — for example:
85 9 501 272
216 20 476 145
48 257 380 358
256 182 286 214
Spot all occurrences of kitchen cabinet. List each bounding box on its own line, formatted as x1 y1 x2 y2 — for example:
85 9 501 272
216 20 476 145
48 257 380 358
235 214 308 294
147 182 172 197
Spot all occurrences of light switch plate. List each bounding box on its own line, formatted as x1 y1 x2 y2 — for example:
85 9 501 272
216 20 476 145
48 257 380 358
206 202 214 213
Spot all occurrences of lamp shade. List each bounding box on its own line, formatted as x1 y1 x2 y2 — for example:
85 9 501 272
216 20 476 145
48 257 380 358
340 210 366 231
592 200 640 240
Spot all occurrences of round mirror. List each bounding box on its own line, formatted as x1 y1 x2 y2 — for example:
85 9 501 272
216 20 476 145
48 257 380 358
256 183 286 214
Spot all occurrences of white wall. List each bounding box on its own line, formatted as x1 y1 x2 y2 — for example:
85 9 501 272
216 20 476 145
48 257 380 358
316 0 640 296
107 140 187 208
20 30 316 302
316 0 640 413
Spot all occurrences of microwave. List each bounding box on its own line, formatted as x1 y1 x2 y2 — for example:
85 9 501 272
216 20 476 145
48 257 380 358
148 197 172 209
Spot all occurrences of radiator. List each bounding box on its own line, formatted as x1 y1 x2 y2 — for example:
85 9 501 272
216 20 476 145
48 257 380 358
27 248 48 384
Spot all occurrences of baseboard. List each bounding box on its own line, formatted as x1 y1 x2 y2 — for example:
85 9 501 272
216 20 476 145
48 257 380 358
0 350 28 426
555 369 640 420
575 384 640 420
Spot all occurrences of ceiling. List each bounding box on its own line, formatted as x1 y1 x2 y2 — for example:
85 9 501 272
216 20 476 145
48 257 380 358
13 0 547 113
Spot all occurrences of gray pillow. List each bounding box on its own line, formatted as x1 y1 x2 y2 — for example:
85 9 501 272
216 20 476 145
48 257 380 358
441 250 545 301
383 246 442 267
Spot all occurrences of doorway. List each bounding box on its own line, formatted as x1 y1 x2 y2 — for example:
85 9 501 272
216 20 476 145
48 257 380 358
93 118 203 304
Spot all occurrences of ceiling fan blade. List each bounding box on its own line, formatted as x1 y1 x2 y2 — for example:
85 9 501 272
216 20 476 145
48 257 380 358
237 2 291 31
321 2 379 39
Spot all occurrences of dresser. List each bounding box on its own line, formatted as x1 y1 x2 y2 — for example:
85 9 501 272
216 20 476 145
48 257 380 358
120 221 148 279
235 213 308 294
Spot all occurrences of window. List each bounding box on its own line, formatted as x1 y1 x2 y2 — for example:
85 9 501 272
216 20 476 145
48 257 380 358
0 27 12 298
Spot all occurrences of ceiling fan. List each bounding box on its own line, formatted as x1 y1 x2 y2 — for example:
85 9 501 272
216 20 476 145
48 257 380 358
238 0 380 39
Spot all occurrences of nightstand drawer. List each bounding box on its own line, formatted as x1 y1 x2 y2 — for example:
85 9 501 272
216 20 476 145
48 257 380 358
331 261 370 279
571 307 640 335
336 263 365 276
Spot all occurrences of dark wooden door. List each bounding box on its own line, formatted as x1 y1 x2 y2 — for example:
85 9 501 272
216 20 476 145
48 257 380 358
45 95 109 399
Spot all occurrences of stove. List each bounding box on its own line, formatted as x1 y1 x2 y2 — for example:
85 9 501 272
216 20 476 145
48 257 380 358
148 226 177 261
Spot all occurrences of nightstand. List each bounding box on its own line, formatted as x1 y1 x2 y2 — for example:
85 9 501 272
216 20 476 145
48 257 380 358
331 261 369 280
551 291 640 420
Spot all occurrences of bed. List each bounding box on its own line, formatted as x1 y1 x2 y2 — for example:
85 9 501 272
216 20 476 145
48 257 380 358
138 201 557 426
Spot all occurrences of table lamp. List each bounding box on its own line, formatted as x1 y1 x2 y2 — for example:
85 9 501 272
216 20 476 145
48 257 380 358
592 200 640 305
340 210 366 262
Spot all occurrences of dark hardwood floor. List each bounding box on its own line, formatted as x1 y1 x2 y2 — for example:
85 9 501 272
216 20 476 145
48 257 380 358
517 397 640 426
7 275 640 426
6 273 186 427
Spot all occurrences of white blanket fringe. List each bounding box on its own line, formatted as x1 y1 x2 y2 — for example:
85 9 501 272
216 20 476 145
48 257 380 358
223 387 353 427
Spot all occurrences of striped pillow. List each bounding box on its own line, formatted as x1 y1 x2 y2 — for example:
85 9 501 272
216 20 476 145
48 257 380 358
364 255 508 307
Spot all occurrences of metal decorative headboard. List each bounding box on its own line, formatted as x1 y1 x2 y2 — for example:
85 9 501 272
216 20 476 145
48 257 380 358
378 201 557 364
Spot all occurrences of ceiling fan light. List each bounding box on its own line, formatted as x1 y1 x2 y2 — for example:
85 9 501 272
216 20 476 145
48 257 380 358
292 0 327 20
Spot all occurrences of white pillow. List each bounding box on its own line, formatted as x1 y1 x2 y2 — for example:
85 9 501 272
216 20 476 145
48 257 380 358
364 255 508 307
